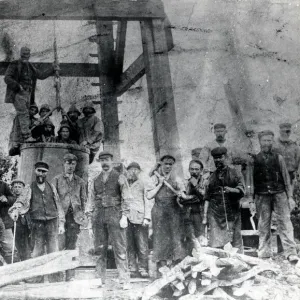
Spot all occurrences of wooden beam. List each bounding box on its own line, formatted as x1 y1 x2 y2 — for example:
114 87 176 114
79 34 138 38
114 21 127 76
0 250 79 287
164 17 174 51
96 20 121 160
115 54 145 97
0 62 99 77
0 0 165 20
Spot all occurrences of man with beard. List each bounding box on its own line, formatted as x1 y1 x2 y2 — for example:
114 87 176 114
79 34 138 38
38 119 55 143
9 161 65 282
251 130 298 262
146 155 186 273
179 160 206 252
77 102 103 164
203 147 245 252
53 124 77 145
63 104 81 144
52 154 87 281
125 162 153 278
86 151 131 289
4 47 58 142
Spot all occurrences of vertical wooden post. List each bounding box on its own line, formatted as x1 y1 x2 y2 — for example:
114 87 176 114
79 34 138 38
95 20 121 160
141 19 183 171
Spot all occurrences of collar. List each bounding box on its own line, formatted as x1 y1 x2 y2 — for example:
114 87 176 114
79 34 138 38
63 173 75 180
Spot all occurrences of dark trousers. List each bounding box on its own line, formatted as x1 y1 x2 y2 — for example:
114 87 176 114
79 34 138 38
31 218 60 282
59 212 80 280
93 206 129 284
127 222 149 272
15 217 32 261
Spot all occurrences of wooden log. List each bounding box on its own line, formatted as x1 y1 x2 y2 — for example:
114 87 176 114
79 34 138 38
216 257 250 273
188 278 197 294
0 250 79 287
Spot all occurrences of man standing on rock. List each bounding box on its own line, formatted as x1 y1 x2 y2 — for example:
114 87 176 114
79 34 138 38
203 147 245 253
251 130 299 262
86 151 131 289
146 155 186 273
52 154 87 281
4 47 58 142
9 161 65 282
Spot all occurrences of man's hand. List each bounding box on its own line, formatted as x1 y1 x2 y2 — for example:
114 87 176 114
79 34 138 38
142 218 150 227
119 215 128 229
9 209 19 222
289 197 296 212
58 223 65 234
0 195 8 203
178 191 188 200
249 201 256 215
224 186 239 194
80 141 88 147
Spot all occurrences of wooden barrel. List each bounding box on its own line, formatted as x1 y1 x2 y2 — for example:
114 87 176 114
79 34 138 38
19 142 90 184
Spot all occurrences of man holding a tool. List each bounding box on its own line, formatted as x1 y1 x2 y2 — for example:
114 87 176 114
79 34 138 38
146 155 187 273
251 130 299 262
203 147 245 253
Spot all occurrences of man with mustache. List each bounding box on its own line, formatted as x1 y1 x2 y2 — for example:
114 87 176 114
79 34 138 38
203 147 245 252
251 130 298 262
62 104 81 144
9 161 65 282
86 151 131 289
4 47 58 142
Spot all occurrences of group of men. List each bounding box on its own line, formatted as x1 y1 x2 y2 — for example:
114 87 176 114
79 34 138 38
5 47 103 163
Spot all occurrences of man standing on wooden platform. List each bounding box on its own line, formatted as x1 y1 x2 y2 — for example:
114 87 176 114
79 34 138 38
4 47 57 142
86 151 131 290
146 155 186 274
9 161 65 282
203 147 245 253
251 130 299 262
52 154 87 281
125 162 153 278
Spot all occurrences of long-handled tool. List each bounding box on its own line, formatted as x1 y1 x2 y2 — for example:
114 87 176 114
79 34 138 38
11 221 16 264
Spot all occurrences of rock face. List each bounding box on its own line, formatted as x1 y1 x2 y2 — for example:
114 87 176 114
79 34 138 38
0 0 300 174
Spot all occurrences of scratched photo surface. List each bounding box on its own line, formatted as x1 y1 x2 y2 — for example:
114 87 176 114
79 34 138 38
0 0 300 299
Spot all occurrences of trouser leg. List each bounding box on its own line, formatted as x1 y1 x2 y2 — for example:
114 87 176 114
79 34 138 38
15 220 31 261
273 192 297 258
0 228 20 263
135 224 149 272
127 222 138 272
231 213 243 254
256 195 273 258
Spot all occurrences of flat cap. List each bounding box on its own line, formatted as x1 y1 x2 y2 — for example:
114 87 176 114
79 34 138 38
127 162 141 170
258 130 274 139
63 153 78 162
214 123 226 130
11 179 25 186
279 122 292 129
191 148 202 156
98 151 113 159
160 154 176 162
34 161 49 171
211 147 227 157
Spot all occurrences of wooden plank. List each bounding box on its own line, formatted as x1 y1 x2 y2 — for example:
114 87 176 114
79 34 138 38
95 20 121 160
114 21 127 76
115 54 145 97
0 62 99 77
164 17 174 51
0 250 79 287
0 0 165 20
140 20 183 171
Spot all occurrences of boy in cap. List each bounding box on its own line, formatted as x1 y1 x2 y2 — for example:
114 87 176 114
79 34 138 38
203 147 245 252
77 101 103 164
4 47 58 142
86 151 131 289
125 162 154 278
9 161 65 282
146 154 187 273
251 130 298 262
52 153 87 281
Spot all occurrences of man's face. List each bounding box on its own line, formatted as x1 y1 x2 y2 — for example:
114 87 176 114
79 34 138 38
214 128 227 141
189 162 202 178
29 107 38 117
64 160 77 174
44 125 53 133
40 109 49 118
99 156 113 171
83 108 94 117
35 168 48 184
161 159 174 174
127 167 140 181
12 183 24 196
280 128 291 140
61 128 70 140
20 50 30 63
68 112 79 122
213 155 226 169
260 135 274 153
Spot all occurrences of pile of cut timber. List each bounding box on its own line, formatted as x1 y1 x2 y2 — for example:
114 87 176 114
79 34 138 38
142 246 300 300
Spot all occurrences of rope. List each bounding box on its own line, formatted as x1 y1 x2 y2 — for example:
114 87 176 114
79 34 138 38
53 20 61 112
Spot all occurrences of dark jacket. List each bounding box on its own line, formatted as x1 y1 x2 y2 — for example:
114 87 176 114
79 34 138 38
4 60 53 104
0 181 15 229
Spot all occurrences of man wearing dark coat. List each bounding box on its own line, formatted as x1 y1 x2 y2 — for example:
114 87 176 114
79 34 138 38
203 147 245 253
4 47 57 141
